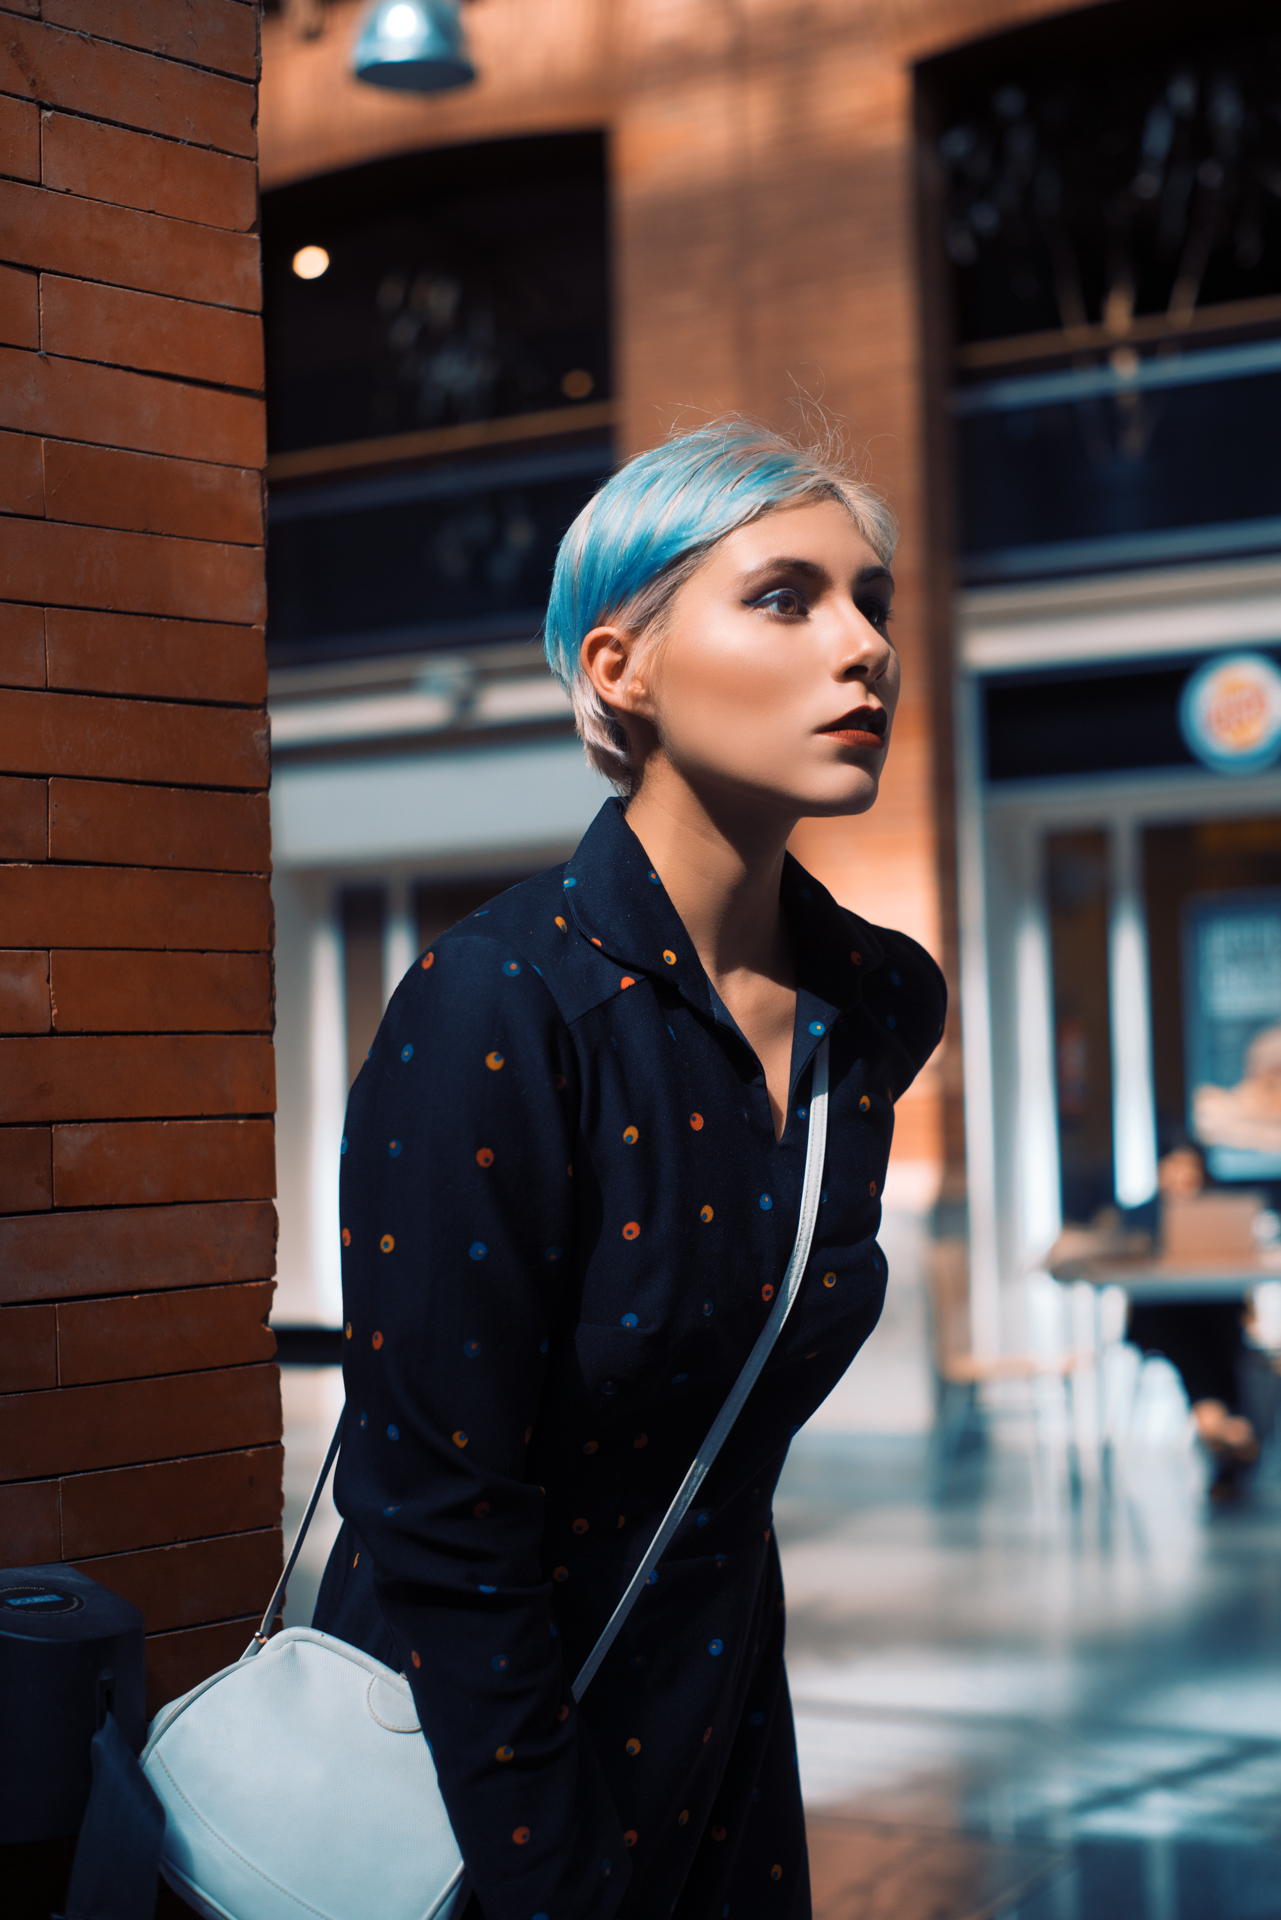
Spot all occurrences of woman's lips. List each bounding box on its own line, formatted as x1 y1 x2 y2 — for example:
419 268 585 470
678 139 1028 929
819 709 887 747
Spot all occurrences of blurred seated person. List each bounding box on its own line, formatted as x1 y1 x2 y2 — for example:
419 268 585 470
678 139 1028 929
1126 1145 1258 1493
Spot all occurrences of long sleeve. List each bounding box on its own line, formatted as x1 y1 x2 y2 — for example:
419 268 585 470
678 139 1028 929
333 933 631 1919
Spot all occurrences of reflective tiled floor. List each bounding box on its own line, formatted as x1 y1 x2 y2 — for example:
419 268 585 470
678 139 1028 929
280 1371 1281 1918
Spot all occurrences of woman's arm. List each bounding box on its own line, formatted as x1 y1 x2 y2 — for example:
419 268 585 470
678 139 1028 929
334 933 630 1919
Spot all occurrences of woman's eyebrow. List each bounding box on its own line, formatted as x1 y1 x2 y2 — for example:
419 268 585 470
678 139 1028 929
856 564 894 594
740 556 831 591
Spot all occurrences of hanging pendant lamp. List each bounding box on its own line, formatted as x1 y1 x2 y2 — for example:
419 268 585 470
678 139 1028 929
351 0 476 93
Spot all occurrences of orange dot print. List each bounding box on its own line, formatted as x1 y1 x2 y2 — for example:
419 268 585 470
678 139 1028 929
869 1179 877 1196
626 1737 641 1756
476 1147 494 1167
411 1650 421 1668
512 1827 530 1846
623 1125 639 1144
496 1745 514 1762
620 975 635 990
678 1810 690 1827
712 1826 727 1842
473 1501 490 1517
485 1051 504 1071
663 949 677 965
572 1517 589 1534
823 1271 837 1288
344 1321 352 1339
850 949 862 965
379 1234 395 1253
689 1112 704 1131
633 1433 648 1449
555 916 567 931
624 1830 637 1848
558 1704 569 1722
553 1566 569 1582
761 1284 775 1302
421 951 434 969
452 1430 468 1448
700 1205 714 1223
622 1221 640 1241
341 1227 351 1247
771 1865 783 1881
371 1330 383 1349
582 1440 599 1455
591 937 602 947
859 1094 871 1111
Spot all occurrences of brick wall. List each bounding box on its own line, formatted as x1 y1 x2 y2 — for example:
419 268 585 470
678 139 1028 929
0 0 281 1717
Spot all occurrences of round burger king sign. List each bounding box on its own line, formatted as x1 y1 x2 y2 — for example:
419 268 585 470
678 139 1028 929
1179 652 1281 776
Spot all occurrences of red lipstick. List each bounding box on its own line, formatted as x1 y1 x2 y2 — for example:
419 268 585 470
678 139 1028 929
818 706 888 748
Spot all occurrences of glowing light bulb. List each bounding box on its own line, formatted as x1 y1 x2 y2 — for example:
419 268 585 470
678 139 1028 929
383 3 420 37
292 245 330 281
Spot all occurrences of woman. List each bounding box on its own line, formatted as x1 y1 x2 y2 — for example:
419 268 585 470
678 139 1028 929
314 422 946 1919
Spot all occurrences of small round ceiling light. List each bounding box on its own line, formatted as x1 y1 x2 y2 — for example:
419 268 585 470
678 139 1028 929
352 0 476 92
292 245 330 280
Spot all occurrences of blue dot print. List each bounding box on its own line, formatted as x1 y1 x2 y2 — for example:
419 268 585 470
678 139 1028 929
479 1583 497 1594
563 876 577 888
702 1300 714 1316
750 1711 764 1726
709 1639 724 1656
401 1043 414 1061
695 1510 709 1527
759 1194 773 1211
886 1014 898 1029
339 1136 347 1154
470 1242 487 1260
648 870 660 885
387 1425 399 1440
621 1312 639 1329
504 960 521 976
491 1655 508 1673
388 1139 402 1157
672 1372 688 1384
464 1339 481 1358
890 970 901 985
808 1020 825 1036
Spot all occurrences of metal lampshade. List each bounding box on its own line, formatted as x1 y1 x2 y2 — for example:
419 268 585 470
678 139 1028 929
352 0 476 93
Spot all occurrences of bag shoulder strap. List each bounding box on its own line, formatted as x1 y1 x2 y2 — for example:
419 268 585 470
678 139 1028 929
252 1037 831 1691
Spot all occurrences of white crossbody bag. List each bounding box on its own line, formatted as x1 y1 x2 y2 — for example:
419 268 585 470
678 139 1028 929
140 1042 828 1920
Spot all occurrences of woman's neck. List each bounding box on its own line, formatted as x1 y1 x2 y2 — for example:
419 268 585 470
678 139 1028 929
622 764 797 999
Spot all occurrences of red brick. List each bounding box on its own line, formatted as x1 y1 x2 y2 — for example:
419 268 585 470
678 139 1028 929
0 1302 56 1390
0 603 45 689
51 950 273 1033
72 1528 282 1635
0 1479 60 1564
145 1614 259 1717
0 263 38 348
0 867 271 949
0 1124 52 1212
61 1445 283 1560
0 519 264 628
45 0 260 82
45 609 265 704
0 1364 282 1479
0 179 259 313
0 689 269 787
0 949 51 1034
41 276 264 390
0 94 39 183
49 779 270 872
42 439 262 546
0 345 263 467
0 775 46 858
0 1035 275 1128
0 1198 277 1304
53 1118 276 1208
41 111 257 232
0 19 256 158
58 1281 276 1386
0 428 43 516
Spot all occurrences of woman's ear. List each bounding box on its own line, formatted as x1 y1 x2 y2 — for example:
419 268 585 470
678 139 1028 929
580 625 651 717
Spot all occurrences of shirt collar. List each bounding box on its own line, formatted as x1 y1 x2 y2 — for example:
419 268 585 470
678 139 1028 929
562 799 884 1031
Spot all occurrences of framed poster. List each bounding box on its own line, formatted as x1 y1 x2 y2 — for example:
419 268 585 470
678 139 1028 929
1183 889 1281 1180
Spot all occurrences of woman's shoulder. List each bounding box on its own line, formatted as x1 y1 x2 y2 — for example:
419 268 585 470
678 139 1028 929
845 909 948 1087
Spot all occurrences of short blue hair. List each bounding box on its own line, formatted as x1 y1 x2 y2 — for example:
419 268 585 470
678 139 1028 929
543 419 896 790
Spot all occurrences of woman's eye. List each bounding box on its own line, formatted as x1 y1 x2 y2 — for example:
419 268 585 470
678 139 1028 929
859 599 893 634
754 587 807 618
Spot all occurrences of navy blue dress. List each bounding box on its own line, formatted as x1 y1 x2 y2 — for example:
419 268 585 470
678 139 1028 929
313 798 945 1920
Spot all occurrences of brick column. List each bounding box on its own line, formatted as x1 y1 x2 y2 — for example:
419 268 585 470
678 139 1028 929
0 1 282 1717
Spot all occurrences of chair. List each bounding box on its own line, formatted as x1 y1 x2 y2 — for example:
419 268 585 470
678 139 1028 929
924 1238 1091 1496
